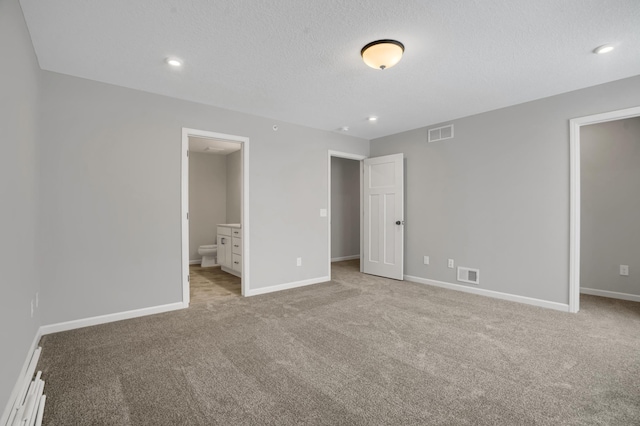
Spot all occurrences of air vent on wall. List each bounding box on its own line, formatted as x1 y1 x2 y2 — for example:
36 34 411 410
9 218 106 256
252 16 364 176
457 266 479 285
428 124 454 142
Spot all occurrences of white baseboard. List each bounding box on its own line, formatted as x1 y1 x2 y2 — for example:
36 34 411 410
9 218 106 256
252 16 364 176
191 260 220 267
331 255 360 262
404 275 570 312
245 276 330 297
39 301 188 336
581 287 640 302
1 328 42 426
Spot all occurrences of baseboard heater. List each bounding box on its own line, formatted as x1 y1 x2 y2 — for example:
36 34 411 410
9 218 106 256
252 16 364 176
4 347 46 426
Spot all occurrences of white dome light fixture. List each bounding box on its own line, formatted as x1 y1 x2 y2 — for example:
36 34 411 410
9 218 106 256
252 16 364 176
593 44 614 55
361 39 404 70
166 57 183 67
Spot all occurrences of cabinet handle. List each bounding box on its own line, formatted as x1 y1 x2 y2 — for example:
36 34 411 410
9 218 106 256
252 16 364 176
234 261 239 264
234 245 239 247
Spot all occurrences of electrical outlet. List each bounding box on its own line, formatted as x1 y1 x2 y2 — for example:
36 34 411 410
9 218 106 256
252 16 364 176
297 257 302 267
423 256 430 265
448 259 454 268
320 209 327 217
620 265 629 276
31 300 34 318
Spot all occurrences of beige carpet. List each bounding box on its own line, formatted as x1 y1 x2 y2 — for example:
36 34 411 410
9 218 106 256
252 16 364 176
37 260 640 425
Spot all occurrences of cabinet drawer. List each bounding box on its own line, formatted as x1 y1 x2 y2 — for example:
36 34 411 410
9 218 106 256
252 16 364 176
232 254 242 272
217 226 231 236
231 228 241 238
232 237 242 255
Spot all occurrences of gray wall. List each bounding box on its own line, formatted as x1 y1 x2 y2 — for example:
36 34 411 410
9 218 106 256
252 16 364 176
331 157 360 260
581 117 640 295
371 75 640 305
226 150 241 224
189 152 227 261
0 0 41 415
38 71 369 324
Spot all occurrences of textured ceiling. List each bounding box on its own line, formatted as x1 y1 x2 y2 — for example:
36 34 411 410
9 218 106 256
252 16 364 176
19 0 640 140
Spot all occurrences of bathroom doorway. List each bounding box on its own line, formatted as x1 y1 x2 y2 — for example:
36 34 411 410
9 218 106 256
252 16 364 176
569 106 640 312
181 128 250 305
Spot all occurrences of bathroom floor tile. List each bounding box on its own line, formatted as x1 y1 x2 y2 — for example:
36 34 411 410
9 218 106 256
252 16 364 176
189 265 241 304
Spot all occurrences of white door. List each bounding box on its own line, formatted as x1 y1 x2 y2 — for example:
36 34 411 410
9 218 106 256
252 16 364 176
363 153 404 280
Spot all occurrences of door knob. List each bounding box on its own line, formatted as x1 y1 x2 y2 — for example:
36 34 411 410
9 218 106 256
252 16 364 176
395 220 404 225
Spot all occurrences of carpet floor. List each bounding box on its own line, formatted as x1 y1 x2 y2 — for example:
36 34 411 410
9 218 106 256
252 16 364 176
37 260 640 425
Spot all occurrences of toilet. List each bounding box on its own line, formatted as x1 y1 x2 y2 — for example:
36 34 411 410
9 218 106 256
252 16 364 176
197 244 218 267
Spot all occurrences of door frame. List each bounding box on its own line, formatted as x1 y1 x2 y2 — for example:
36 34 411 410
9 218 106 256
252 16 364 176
568 106 640 313
182 128 251 304
327 150 367 278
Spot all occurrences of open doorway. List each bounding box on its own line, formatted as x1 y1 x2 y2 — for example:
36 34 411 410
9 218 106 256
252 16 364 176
328 151 366 279
569 106 640 312
181 128 250 305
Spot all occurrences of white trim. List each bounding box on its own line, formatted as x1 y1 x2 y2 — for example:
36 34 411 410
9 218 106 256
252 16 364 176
221 266 241 277
331 255 360 262
581 287 640 303
569 106 640 313
404 275 570 312
245 276 329 297
39 302 187 335
327 150 367 280
1 329 42 426
190 259 221 267
182 128 250 301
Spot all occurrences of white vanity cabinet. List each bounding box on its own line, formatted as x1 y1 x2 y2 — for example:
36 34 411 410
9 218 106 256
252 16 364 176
217 224 242 277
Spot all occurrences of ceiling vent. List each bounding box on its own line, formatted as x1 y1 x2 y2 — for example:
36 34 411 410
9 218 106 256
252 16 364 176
428 124 454 142
457 266 479 285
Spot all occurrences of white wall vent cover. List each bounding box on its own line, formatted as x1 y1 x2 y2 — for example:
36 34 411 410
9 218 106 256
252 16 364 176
428 124 454 142
457 266 479 285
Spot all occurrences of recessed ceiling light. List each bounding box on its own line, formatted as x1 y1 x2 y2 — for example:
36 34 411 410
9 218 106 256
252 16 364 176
166 57 183 67
593 44 614 55
204 146 224 152
368 116 378 122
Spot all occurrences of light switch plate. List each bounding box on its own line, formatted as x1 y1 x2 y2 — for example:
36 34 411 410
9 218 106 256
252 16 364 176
320 209 327 217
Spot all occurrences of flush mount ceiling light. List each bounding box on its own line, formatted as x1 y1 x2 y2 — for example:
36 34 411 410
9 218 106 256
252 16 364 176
165 57 183 67
361 39 404 70
368 116 378 122
593 44 614 54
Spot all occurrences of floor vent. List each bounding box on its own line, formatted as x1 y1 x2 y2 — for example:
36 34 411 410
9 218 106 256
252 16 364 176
428 124 454 142
457 267 480 285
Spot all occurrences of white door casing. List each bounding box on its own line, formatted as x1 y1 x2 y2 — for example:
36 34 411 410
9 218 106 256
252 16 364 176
182 128 250 302
363 153 404 280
